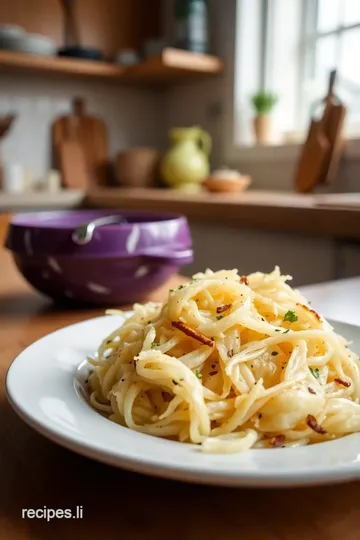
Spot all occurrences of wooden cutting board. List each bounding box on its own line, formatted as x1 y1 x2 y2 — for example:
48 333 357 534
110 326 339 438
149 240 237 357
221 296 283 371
314 69 346 185
320 102 347 185
52 97 109 187
294 119 330 193
58 139 89 189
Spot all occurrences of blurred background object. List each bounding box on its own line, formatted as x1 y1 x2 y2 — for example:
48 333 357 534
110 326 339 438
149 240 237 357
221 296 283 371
174 0 208 53
115 49 139 66
0 29 56 56
59 0 80 49
251 91 278 145
143 38 167 59
115 148 160 188
0 114 15 188
295 70 347 193
204 167 251 194
52 97 108 187
58 0 103 60
2 163 24 194
161 127 211 192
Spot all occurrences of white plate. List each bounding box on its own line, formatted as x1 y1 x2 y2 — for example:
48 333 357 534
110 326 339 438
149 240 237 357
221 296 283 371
6 315 360 488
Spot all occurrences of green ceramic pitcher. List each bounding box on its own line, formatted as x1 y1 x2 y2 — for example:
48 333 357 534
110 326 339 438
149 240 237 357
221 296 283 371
161 127 211 192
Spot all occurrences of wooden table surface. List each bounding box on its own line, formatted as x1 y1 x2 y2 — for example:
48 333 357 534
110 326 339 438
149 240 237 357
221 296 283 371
2 244 360 539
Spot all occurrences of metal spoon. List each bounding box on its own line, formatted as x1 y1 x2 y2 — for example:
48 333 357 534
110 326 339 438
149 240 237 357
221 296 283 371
72 215 127 246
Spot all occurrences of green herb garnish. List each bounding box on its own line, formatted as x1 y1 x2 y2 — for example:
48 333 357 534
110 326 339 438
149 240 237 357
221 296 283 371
151 342 160 348
310 367 320 379
275 329 281 332
195 370 202 379
178 284 185 290
284 310 298 323
216 315 223 320
172 379 178 385
283 329 290 334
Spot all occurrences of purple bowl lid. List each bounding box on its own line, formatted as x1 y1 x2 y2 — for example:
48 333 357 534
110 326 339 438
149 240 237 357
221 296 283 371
5 210 193 263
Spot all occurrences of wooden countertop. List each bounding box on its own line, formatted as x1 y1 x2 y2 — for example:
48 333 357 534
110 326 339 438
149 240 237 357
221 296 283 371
87 188 360 240
0 190 85 211
2 230 360 538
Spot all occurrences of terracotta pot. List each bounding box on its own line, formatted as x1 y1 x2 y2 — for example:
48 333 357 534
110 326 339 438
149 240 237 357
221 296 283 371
253 115 272 144
204 175 251 194
115 148 160 188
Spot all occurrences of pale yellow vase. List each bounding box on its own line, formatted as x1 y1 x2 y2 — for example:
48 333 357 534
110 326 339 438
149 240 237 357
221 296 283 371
161 127 211 192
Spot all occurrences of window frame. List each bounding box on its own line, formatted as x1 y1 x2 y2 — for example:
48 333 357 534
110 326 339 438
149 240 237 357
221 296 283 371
225 0 360 169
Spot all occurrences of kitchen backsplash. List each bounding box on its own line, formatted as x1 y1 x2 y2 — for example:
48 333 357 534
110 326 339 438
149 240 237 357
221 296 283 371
0 73 164 178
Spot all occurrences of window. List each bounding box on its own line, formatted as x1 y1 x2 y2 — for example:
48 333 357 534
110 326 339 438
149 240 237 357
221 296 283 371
234 0 360 148
303 0 360 135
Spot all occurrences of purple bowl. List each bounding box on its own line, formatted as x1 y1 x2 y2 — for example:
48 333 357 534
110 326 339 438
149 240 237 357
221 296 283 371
5 210 193 306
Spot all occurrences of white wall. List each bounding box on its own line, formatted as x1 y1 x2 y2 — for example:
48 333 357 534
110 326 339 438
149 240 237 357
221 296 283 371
0 73 164 179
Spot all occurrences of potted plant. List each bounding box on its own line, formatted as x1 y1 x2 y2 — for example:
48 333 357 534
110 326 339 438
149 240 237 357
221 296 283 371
251 91 278 144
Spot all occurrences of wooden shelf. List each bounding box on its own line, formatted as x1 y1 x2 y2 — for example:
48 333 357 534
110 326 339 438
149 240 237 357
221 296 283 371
86 187 360 240
0 48 223 83
0 50 127 80
125 48 224 82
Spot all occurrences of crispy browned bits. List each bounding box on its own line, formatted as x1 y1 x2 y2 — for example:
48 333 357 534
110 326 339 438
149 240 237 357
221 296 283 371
334 378 351 388
171 321 214 347
306 414 327 434
308 387 316 395
240 276 249 285
216 303 232 314
269 435 285 448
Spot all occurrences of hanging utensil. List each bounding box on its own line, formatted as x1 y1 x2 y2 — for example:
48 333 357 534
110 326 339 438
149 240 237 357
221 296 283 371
295 69 347 192
294 118 330 193
319 70 347 185
0 114 16 189
72 215 128 245
59 0 80 48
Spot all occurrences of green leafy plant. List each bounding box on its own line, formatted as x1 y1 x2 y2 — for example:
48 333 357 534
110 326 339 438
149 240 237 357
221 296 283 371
251 91 278 116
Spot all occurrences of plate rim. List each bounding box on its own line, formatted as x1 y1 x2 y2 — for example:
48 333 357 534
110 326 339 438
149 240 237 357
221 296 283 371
6 315 360 488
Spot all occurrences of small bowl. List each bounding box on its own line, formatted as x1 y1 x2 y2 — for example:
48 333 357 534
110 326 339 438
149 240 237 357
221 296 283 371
204 175 251 193
0 33 56 56
115 49 140 66
5 210 193 306
0 25 25 39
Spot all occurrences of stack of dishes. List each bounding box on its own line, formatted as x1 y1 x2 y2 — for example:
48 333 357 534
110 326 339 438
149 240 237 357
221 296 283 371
0 24 56 56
